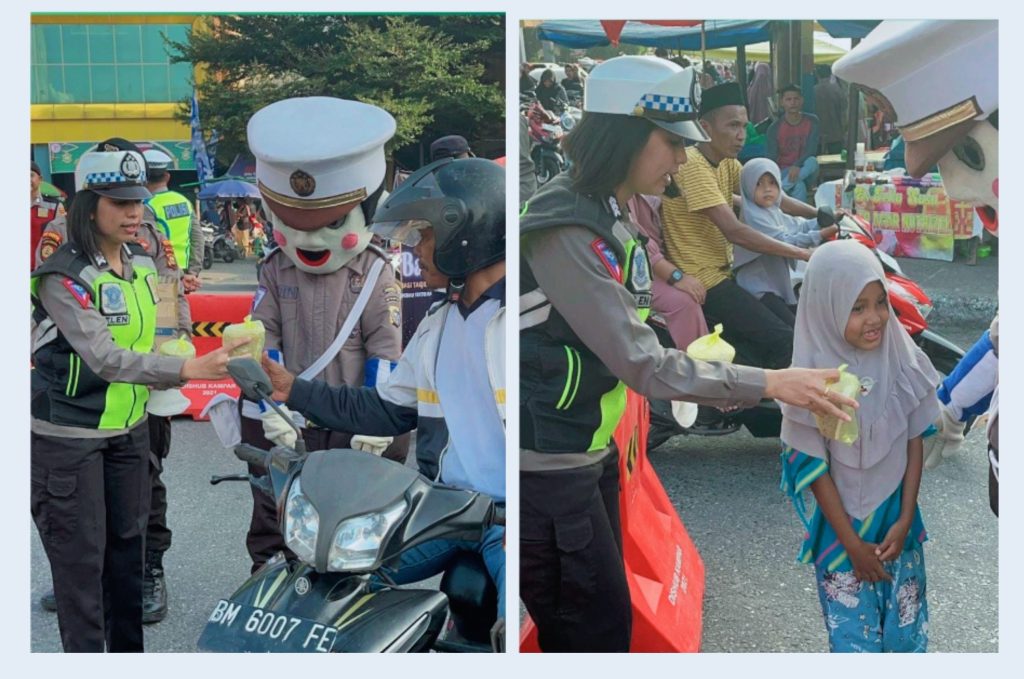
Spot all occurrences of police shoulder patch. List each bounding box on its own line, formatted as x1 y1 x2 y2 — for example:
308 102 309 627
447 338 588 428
252 286 268 312
39 232 62 262
590 238 622 283
161 239 178 270
61 277 91 309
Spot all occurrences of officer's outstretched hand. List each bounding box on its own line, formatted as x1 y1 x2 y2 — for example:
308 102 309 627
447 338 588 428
261 352 296 403
181 338 250 380
765 367 859 422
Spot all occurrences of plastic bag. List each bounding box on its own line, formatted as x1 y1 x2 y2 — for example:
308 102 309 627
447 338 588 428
158 333 196 358
223 315 265 361
685 323 736 363
813 364 861 444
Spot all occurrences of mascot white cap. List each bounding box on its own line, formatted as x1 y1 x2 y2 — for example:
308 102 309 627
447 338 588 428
833 20 998 233
247 96 397 272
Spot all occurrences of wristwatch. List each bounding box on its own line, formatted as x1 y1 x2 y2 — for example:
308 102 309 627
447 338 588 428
669 268 684 283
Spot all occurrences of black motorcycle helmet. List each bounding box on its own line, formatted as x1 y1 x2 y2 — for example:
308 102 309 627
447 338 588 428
371 157 505 279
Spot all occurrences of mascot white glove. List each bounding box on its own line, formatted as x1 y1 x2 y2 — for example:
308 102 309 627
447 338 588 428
923 404 966 470
261 405 299 449
350 434 393 456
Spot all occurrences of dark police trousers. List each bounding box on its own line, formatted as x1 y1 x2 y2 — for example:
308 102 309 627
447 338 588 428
147 414 172 556
520 447 632 652
31 424 150 652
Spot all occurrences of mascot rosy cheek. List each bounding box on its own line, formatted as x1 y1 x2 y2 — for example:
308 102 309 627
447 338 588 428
267 200 376 274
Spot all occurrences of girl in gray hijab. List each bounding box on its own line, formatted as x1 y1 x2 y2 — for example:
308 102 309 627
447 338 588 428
779 240 939 653
733 158 838 314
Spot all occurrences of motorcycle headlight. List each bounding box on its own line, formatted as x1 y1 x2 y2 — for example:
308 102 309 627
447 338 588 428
327 499 408 572
284 478 319 564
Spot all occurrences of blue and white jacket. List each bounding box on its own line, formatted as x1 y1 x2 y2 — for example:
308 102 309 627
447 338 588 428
287 283 506 498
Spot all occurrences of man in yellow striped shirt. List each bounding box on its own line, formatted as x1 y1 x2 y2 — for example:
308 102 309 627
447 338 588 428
661 82 818 369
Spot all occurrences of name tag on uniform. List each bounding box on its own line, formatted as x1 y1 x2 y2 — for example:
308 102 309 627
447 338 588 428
99 283 128 315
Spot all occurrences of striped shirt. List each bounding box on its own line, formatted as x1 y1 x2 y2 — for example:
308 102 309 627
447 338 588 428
660 147 742 289
779 447 927 572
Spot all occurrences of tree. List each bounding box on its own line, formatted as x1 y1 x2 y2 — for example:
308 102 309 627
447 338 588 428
168 15 505 169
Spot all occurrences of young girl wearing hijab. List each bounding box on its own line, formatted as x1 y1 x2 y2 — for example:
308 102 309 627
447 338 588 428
733 158 839 321
779 240 940 653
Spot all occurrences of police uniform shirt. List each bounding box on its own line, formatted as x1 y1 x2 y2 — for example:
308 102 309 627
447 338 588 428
32 246 188 439
252 247 402 387
520 223 765 434
36 216 192 337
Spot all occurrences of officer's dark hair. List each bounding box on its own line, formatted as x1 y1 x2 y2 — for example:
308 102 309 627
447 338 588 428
148 168 170 183
67 190 103 257
563 112 663 199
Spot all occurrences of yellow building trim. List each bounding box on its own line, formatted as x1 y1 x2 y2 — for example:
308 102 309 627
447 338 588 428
32 14 198 25
32 119 189 145
33 103 184 121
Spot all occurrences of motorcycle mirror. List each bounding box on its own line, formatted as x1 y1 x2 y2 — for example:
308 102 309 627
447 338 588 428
227 358 274 403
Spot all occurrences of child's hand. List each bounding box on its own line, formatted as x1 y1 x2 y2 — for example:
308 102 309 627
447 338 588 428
820 226 839 241
875 519 911 562
849 540 893 583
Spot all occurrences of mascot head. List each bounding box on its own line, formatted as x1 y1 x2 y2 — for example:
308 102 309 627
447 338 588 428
834 20 998 234
247 97 396 273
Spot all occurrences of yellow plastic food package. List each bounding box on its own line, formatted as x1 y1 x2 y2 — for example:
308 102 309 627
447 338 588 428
685 323 736 363
158 334 196 358
222 316 266 361
813 364 861 444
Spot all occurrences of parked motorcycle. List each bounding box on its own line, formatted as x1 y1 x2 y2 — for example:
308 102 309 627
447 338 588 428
197 359 501 653
526 102 568 185
203 220 239 264
201 224 215 270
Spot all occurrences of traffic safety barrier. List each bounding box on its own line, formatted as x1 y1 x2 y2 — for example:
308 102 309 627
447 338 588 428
520 389 705 652
182 293 254 419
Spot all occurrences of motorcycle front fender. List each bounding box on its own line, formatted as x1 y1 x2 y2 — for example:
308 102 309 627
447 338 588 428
198 559 449 653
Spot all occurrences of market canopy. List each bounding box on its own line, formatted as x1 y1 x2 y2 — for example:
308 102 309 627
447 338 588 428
537 19 772 50
685 34 849 65
817 20 881 39
599 20 701 46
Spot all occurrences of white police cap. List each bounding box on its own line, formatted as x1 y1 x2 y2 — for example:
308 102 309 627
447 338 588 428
143 149 174 172
74 150 152 200
584 55 709 142
833 20 997 143
247 97 396 216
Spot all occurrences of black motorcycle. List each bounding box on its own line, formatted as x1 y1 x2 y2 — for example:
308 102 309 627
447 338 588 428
197 359 501 653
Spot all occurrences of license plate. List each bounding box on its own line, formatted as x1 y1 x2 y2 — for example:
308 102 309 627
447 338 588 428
198 599 341 653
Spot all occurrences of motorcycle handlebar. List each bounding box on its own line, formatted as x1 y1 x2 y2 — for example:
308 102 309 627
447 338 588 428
233 444 270 469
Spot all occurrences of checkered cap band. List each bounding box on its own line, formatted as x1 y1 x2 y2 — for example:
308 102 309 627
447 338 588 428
84 171 136 188
640 93 695 113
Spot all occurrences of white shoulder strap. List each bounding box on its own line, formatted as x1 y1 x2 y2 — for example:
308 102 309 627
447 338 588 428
297 256 386 381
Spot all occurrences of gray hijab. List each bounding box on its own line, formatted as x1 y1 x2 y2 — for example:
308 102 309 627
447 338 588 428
780 240 939 519
734 158 790 269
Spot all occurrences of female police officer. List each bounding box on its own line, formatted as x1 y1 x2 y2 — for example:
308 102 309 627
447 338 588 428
519 55 858 652
31 148 245 652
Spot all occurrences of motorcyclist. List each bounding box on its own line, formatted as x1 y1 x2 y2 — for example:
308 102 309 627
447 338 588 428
259 157 507 646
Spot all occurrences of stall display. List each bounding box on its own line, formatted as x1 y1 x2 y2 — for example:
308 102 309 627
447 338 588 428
816 172 980 261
